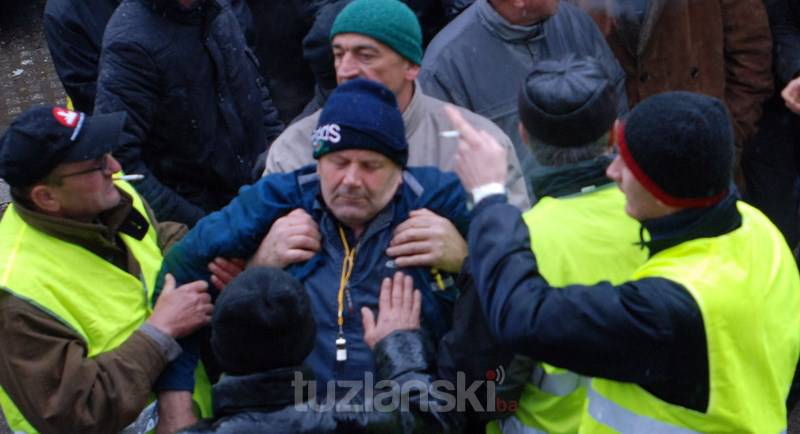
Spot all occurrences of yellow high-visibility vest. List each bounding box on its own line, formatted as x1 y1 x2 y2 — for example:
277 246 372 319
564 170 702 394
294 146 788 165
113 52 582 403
582 202 800 434
0 181 211 433
489 185 646 434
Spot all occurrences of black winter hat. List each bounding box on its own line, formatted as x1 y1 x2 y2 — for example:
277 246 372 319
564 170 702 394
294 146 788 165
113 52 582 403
617 91 734 208
312 78 408 166
211 267 316 375
0 106 125 187
517 56 617 148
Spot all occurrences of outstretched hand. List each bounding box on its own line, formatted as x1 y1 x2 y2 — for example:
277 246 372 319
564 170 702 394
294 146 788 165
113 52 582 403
362 272 422 349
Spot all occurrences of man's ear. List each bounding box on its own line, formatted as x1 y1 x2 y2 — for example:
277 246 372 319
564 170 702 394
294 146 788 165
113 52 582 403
30 185 61 214
405 63 420 82
608 119 620 153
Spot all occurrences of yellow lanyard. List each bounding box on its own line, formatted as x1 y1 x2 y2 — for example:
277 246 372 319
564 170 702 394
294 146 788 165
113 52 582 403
336 225 357 361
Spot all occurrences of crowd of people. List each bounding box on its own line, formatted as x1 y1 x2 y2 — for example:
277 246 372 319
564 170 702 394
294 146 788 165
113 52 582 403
0 0 799 433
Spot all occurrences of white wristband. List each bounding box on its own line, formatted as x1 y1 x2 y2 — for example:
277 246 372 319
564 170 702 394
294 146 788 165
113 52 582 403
471 182 506 205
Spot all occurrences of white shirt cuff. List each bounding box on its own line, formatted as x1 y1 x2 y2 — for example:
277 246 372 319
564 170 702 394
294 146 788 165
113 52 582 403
471 182 507 205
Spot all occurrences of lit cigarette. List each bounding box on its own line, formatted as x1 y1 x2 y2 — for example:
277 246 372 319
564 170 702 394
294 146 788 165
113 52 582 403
113 174 145 182
439 130 460 138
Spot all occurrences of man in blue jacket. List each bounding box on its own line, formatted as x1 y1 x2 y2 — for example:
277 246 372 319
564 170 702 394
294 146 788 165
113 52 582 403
157 79 469 420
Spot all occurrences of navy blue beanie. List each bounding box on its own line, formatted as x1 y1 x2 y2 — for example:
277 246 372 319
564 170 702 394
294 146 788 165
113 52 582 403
312 78 408 167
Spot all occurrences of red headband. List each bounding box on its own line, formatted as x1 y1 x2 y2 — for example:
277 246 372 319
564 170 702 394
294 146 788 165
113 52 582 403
615 121 726 208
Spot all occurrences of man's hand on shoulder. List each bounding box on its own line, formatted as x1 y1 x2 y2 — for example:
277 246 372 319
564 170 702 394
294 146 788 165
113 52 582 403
249 208 321 269
387 208 466 273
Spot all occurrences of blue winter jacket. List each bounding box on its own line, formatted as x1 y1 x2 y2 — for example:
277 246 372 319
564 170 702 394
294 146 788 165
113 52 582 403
160 164 469 389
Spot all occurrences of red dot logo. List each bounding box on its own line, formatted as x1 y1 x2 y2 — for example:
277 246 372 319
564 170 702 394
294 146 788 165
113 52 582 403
52 107 80 128
486 370 497 381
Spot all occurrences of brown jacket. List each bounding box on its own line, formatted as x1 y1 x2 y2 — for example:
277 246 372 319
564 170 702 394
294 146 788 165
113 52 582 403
573 0 774 152
0 190 186 434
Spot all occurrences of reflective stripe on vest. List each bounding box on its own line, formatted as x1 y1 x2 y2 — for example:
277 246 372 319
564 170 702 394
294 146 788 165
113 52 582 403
587 385 787 434
531 364 587 397
497 415 547 434
587 385 699 434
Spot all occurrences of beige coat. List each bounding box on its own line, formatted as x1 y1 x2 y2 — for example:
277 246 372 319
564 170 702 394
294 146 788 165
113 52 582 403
264 84 531 210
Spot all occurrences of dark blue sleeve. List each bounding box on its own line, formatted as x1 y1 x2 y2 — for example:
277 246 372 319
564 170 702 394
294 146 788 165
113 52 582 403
153 172 303 392
158 171 303 290
411 168 470 236
467 195 705 384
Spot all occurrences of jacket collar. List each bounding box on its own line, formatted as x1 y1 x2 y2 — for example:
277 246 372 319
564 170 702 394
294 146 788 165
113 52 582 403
212 366 314 416
476 0 546 43
614 0 667 56
401 81 425 138
639 190 742 257
635 0 666 55
13 188 149 249
529 156 614 199
146 0 217 24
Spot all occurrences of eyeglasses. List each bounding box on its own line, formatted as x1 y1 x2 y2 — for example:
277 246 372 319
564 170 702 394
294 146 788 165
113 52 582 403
53 153 112 181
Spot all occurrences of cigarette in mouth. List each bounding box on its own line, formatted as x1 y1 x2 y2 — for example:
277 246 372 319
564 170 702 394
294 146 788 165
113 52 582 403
113 174 145 182
439 130 460 138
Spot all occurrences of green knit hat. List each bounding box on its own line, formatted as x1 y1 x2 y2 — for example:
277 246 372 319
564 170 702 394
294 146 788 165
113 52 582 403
330 0 423 65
